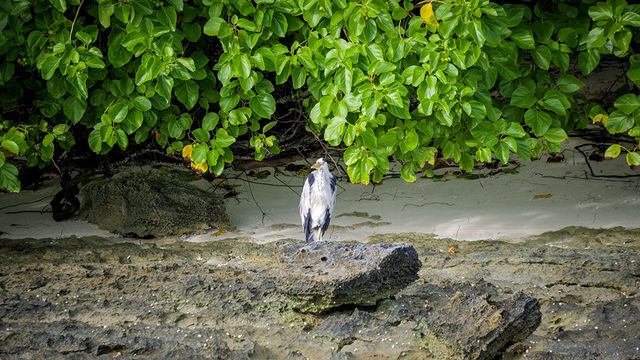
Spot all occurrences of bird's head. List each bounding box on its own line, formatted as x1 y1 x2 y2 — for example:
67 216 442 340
311 158 326 169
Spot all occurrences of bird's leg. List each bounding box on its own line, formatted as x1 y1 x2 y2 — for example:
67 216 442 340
316 230 322 242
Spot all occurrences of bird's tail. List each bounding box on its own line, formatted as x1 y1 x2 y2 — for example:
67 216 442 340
305 229 316 243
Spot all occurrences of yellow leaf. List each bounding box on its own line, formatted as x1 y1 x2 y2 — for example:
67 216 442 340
210 229 227 236
182 144 193 161
420 3 439 26
191 161 208 174
533 193 552 199
448 247 455 254
592 114 608 125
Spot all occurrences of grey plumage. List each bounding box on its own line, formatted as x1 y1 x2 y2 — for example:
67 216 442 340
299 158 337 243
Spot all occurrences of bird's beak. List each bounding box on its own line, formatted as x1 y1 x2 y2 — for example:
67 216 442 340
311 162 321 169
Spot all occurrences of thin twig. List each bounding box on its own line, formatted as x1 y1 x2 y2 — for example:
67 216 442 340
244 172 269 225
68 0 86 42
0 195 55 211
272 170 301 197
575 143 640 179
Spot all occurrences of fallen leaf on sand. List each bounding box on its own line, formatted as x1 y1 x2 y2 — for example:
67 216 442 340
533 193 552 199
211 229 227 236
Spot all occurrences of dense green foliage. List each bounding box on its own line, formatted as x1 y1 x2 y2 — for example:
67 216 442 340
0 0 639 191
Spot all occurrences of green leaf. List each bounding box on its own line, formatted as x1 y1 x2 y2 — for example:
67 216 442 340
250 94 276 118
175 80 199 110
471 121 498 147
470 20 485 46
626 152 640 166
69 72 89 99
502 122 526 138
233 54 252 79
202 113 219 131
52 124 69 136
207 149 219 166
216 128 236 148
531 45 551 71
510 87 537 108
272 12 288 37
98 1 114 28
116 129 128 150
122 31 145 51
191 143 208 164
621 12 640 26
557 74 585 93
544 128 568 143
511 26 535 49
468 100 487 119
605 144 621 159
578 49 600 75
229 109 247 125
475 147 492 163
588 2 613 21
155 6 177 32
63 96 86 124
88 128 102 153
132 96 152 112
0 163 20 192
532 21 554 43
41 56 60 80
156 75 174 101
109 101 129 123
459 153 474 172
122 109 143 134
344 146 363 166
166 0 183 11
524 109 552 137
614 94 640 115
85 56 106 69
403 129 419 152
370 61 397 75
192 128 210 142
324 116 346 141
291 66 306 89
400 162 417 183
494 142 509 164
49 0 66 13
584 27 607 49
605 110 634 134
220 94 240 112
204 17 225 36
1 139 19 154
347 158 373 184
628 62 640 88
542 91 569 116
183 23 202 42
386 90 404 107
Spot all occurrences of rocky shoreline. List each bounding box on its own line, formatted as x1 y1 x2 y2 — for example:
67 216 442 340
0 226 638 359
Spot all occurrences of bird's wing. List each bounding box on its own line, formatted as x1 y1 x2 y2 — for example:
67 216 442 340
320 173 337 236
328 173 337 215
300 172 314 241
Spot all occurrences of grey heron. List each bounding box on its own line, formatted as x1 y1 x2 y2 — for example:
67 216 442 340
299 158 337 242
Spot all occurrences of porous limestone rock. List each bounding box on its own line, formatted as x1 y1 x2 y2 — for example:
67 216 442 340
275 241 421 313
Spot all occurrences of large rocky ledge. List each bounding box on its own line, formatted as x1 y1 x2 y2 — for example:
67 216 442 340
0 226 638 359
275 241 421 313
